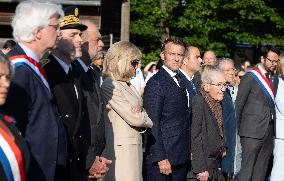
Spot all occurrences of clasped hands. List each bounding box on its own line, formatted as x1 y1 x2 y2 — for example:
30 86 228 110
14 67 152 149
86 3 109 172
197 171 209 181
88 156 112 179
158 159 172 175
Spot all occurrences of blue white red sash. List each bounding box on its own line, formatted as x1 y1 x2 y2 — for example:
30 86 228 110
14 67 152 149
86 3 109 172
9 55 50 93
248 67 275 105
0 126 25 181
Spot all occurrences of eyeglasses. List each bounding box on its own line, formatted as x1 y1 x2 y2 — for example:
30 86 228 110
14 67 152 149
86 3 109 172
131 59 140 67
266 57 279 64
48 24 60 31
208 82 228 89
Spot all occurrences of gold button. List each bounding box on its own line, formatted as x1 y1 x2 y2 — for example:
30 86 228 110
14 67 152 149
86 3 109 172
65 114 70 118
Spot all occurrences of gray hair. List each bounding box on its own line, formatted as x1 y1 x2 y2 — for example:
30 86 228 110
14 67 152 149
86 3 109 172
12 0 64 42
0 51 14 78
201 65 224 84
217 57 234 70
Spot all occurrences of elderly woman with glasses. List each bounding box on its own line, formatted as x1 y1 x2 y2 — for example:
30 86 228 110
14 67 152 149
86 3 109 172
101 41 153 181
191 65 226 181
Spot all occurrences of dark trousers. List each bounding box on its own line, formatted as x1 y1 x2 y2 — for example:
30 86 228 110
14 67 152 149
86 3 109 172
238 124 273 181
144 162 188 181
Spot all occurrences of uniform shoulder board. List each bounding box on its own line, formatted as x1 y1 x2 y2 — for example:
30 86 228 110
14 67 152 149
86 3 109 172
39 58 50 67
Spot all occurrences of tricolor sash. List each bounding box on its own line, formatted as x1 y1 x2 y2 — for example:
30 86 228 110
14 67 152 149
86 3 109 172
0 126 25 181
9 55 50 93
248 67 275 105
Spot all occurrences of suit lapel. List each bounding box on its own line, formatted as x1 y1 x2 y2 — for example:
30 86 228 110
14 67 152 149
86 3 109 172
160 68 180 88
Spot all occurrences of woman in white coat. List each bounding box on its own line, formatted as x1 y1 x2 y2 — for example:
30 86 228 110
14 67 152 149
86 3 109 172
101 41 153 181
270 53 284 181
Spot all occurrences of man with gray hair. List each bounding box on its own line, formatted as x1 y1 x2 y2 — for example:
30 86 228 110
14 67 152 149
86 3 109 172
3 1 68 181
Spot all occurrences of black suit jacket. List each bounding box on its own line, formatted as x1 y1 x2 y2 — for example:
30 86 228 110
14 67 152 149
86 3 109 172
143 67 190 166
73 60 105 168
235 72 276 139
44 54 93 176
191 95 223 178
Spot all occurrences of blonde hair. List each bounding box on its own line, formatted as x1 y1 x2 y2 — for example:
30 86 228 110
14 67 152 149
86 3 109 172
103 41 142 81
277 53 284 75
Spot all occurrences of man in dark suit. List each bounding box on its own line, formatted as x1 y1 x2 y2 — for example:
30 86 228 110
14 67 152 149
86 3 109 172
144 37 190 181
3 1 67 181
236 45 280 181
75 19 111 178
44 7 110 180
178 45 202 179
179 45 202 99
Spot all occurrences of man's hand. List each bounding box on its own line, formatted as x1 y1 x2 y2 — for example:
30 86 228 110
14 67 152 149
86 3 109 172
88 156 112 179
197 171 209 181
158 159 172 175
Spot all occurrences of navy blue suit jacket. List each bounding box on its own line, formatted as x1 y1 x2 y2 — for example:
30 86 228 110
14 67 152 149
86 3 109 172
144 67 190 166
4 44 67 181
221 90 237 173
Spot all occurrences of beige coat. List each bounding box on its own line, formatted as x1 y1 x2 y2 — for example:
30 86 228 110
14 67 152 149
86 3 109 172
101 77 152 181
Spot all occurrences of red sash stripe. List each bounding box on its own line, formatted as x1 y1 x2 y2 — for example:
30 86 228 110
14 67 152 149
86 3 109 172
9 55 48 81
0 127 25 181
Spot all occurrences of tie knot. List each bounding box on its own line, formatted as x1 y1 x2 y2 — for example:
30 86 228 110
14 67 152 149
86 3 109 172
174 73 180 79
265 72 271 80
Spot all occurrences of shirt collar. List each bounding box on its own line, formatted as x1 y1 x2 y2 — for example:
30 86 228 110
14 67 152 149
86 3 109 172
52 54 70 74
162 65 177 78
77 58 88 72
257 64 267 76
18 43 40 62
179 68 194 81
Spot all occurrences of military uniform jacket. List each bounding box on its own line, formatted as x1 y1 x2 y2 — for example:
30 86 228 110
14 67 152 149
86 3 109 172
44 54 91 172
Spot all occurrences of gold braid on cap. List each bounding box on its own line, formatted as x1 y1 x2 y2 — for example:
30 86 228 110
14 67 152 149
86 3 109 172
60 15 80 27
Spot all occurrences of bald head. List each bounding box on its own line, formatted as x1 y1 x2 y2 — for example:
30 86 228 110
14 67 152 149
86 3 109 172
203 50 217 65
81 19 104 59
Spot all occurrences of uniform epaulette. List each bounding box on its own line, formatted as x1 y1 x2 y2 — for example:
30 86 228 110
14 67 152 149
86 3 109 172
39 58 50 67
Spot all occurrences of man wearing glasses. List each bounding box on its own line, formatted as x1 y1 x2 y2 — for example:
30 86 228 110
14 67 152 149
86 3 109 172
3 1 68 180
235 45 280 181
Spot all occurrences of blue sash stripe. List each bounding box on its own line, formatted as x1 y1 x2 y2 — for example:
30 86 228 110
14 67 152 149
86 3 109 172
13 62 51 97
248 72 275 106
0 146 14 181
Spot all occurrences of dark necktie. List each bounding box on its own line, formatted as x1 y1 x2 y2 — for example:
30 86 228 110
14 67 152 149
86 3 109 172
174 73 187 95
87 67 95 82
67 67 74 81
67 67 78 100
190 80 197 95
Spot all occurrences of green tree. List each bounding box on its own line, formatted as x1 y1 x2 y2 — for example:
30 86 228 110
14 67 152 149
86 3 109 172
130 0 284 63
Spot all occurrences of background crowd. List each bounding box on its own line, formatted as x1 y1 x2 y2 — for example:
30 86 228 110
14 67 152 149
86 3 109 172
0 1 284 181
